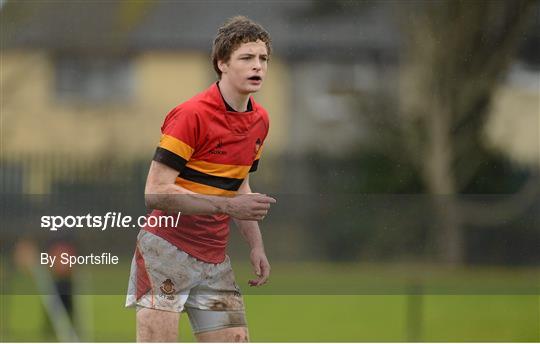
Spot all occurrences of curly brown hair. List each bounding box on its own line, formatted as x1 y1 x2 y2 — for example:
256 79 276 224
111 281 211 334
211 16 272 79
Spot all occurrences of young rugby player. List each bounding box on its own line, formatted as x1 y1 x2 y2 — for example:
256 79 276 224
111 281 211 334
126 16 276 342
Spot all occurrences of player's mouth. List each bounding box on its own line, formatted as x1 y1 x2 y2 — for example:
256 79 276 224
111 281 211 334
247 75 262 84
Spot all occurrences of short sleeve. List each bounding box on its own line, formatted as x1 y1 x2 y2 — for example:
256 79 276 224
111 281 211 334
249 142 264 173
153 107 198 172
250 110 269 173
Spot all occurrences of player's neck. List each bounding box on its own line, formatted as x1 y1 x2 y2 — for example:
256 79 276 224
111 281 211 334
218 80 250 112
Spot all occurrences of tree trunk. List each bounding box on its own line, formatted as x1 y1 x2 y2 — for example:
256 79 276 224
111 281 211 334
424 103 464 265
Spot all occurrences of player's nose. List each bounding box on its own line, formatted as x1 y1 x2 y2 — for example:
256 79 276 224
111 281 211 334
252 59 262 70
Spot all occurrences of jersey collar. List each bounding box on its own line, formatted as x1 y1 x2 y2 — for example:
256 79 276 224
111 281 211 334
211 82 255 114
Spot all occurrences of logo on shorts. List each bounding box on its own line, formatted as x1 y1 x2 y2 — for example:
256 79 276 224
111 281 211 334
159 279 176 300
233 282 242 297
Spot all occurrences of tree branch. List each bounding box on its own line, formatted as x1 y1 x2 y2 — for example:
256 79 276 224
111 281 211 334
459 173 540 226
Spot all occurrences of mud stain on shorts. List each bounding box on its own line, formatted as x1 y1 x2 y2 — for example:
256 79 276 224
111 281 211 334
208 292 244 311
209 300 228 311
227 311 244 325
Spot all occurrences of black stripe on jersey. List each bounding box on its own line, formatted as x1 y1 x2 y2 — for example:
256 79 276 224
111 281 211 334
249 159 259 172
180 167 244 191
153 147 188 172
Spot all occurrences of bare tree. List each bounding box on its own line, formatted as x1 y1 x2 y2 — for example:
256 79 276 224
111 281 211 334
399 0 538 265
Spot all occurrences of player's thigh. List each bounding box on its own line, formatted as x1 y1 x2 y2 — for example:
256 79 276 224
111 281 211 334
195 326 249 342
136 307 180 342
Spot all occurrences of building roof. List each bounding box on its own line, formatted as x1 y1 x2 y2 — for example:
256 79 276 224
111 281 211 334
1 0 400 59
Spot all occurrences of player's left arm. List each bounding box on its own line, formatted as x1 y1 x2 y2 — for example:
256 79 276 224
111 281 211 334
233 175 271 287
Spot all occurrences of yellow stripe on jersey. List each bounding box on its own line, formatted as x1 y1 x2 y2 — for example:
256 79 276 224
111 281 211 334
255 144 264 160
186 160 251 179
175 177 236 196
159 134 194 161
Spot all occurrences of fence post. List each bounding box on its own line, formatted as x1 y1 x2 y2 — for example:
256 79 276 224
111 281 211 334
407 283 423 341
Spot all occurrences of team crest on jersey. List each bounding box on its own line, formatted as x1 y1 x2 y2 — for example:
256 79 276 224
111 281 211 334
159 279 176 300
255 138 262 154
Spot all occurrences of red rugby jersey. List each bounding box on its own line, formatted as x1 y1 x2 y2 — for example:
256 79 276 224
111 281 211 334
144 83 269 263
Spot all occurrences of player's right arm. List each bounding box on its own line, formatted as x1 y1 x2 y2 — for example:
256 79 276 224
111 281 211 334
146 106 274 220
144 160 275 220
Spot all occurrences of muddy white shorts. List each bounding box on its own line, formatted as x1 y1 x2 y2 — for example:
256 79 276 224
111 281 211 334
125 230 247 333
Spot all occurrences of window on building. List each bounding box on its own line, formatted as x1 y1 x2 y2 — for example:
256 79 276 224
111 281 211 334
54 54 134 104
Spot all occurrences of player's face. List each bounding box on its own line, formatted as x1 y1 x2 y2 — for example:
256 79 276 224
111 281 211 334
219 40 268 95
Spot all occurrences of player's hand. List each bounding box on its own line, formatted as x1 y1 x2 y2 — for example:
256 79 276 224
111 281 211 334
225 193 276 221
248 248 270 287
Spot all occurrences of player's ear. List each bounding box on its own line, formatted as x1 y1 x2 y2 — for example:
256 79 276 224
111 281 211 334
218 60 228 74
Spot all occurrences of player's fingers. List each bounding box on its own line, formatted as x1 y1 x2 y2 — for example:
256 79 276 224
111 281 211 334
252 209 268 216
249 277 264 286
243 215 264 221
249 214 266 221
255 262 269 286
249 277 263 287
249 209 269 217
252 261 261 277
252 203 271 210
255 195 277 204
261 263 270 279
256 275 268 286
250 274 269 286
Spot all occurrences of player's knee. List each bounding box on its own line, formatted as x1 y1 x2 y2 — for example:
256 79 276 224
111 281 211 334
228 327 249 342
196 327 249 342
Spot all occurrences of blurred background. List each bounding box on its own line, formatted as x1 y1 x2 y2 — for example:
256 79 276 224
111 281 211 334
1 0 539 342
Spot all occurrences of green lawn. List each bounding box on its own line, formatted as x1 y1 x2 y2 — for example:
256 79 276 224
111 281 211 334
1 263 538 342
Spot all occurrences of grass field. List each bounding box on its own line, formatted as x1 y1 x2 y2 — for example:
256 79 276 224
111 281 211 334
1 262 539 342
